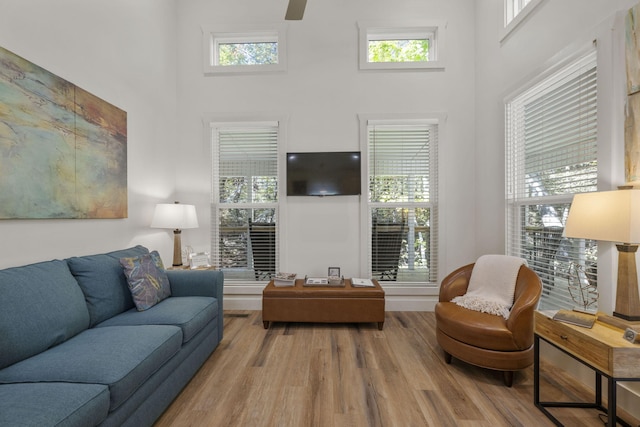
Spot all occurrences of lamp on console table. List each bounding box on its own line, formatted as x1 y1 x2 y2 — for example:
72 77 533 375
150 201 199 267
564 189 640 325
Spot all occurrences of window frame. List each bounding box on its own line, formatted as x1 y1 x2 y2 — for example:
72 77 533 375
500 0 544 42
203 24 287 75
358 22 445 71
209 117 284 284
505 47 599 311
359 113 442 286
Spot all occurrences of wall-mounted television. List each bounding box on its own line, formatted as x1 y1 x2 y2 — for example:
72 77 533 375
286 151 361 196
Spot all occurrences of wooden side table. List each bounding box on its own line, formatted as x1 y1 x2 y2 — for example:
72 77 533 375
534 311 640 427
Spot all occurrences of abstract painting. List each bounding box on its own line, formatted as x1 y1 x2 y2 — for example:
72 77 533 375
626 3 640 185
0 46 127 219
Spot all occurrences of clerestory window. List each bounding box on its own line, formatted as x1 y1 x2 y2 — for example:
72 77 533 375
203 25 287 74
501 0 544 41
358 23 445 70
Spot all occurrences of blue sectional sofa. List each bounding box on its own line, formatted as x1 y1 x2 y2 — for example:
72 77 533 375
0 246 223 427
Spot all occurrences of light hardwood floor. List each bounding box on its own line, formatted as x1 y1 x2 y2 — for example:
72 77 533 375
155 311 638 426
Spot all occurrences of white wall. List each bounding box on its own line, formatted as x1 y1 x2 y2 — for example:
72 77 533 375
0 0 637 310
475 0 637 314
174 0 478 295
0 0 179 268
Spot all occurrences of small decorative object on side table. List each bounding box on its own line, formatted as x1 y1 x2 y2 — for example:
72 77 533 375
328 267 340 277
189 252 211 269
567 262 598 314
328 275 343 285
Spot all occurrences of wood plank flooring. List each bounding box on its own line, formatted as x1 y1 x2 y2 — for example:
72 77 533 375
155 311 638 426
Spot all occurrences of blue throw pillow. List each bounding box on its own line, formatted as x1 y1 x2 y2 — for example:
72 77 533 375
120 251 171 311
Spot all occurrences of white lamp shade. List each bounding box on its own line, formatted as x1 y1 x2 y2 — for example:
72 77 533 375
565 189 640 244
150 203 199 230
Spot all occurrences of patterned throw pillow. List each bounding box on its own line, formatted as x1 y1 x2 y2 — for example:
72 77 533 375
120 251 171 311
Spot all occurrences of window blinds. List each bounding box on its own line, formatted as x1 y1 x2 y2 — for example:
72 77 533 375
368 122 438 283
211 123 279 282
506 49 597 310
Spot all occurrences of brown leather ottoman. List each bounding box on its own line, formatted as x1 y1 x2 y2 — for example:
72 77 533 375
262 278 385 330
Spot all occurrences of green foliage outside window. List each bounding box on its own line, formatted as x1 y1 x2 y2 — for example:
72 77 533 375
370 175 429 203
368 39 429 63
218 42 278 66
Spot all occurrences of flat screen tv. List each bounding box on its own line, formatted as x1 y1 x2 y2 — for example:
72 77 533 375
286 151 361 196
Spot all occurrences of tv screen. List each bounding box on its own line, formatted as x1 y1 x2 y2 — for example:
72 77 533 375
286 151 361 196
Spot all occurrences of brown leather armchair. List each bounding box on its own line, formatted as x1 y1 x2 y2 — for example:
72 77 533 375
435 262 542 386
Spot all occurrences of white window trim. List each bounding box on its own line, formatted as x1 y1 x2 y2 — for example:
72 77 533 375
358 22 446 71
358 112 445 288
504 46 599 310
202 24 288 75
500 0 545 43
204 113 289 285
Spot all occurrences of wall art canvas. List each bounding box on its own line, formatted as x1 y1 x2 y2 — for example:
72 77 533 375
625 92 640 184
626 3 640 184
0 46 127 219
627 3 640 96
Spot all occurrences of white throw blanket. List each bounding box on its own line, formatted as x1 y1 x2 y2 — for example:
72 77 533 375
451 255 527 320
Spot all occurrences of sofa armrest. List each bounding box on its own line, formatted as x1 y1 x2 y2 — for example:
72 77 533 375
167 269 224 341
167 269 222 297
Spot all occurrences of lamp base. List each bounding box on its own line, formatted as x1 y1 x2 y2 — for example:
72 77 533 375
613 311 640 321
613 244 640 320
172 229 183 267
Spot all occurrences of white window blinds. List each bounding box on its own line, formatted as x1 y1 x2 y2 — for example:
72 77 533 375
367 121 438 283
211 122 279 282
506 49 598 310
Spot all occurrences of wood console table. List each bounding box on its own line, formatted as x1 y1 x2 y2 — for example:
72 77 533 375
534 311 640 426
262 278 385 330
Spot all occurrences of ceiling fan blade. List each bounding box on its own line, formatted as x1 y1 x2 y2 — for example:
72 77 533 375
285 0 307 20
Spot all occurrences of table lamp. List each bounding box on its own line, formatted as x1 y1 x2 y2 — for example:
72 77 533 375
564 189 640 322
151 202 199 267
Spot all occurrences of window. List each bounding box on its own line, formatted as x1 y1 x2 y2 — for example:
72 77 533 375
501 0 544 41
506 49 598 310
210 121 281 282
217 38 278 66
203 25 287 74
505 0 532 25
358 23 445 70
363 117 439 284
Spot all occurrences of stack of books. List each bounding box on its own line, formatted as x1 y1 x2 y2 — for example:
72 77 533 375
351 278 375 287
552 309 596 328
273 272 296 287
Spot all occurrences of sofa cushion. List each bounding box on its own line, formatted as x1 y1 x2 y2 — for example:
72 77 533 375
0 325 182 411
0 260 90 369
66 246 149 326
96 296 218 343
120 251 171 311
0 382 109 427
